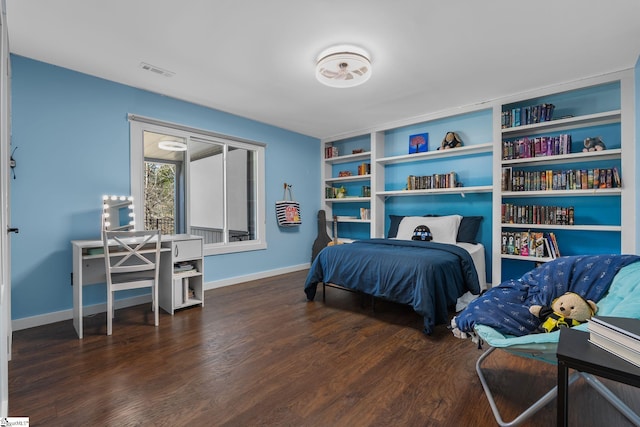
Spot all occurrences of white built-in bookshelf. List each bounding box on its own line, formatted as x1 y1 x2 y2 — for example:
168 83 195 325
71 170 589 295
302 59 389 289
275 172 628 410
319 69 635 285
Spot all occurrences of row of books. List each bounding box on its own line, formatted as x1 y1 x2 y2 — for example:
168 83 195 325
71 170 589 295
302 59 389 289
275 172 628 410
407 172 458 190
502 134 572 160
502 204 574 226
501 230 560 259
502 167 621 192
357 162 371 175
324 146 339 159
501 103 555 129
588 316 640 368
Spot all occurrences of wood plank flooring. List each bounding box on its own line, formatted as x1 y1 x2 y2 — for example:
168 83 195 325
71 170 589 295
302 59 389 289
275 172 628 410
8 269 640 426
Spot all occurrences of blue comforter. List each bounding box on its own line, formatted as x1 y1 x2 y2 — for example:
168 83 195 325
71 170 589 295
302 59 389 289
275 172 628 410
454 254 640 336
304 239 481 334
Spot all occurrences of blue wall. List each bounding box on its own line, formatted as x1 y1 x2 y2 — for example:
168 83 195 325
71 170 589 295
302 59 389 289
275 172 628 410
10 55 320 320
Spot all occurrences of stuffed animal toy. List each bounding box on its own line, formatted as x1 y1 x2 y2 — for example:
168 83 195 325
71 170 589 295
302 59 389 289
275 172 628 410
438 131 463 150
582 136 606 152
529 291 597 333
411 225 432 241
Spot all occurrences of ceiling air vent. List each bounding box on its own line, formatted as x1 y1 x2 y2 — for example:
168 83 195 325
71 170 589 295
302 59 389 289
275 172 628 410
139 62 175 77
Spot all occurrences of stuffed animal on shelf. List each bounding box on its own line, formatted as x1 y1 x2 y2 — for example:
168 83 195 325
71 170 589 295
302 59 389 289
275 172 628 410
529 291 597 333
438 131 463 150
582 136 606 152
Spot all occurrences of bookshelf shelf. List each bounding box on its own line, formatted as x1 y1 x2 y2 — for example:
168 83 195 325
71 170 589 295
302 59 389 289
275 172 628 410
501 223 622 232
336 218 370 224
502 188 622 198
378 185 492 198
501 110 621 138
324 174 371 184
494 75 632 281
324 196 371 203
502 148 622 167
377 142 493 165
324 151 371 165
501 254 553 263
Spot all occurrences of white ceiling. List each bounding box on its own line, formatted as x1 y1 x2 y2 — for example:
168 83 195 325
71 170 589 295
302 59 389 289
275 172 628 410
5 1 640 140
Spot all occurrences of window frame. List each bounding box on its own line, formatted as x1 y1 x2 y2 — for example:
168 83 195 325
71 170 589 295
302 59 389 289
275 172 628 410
129 114 267 256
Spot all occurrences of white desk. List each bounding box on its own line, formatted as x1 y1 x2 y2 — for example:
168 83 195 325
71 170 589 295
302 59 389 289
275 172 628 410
71 234 203 339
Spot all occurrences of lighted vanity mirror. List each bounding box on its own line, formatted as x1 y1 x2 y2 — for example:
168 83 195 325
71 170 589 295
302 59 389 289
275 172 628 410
102 195 135 235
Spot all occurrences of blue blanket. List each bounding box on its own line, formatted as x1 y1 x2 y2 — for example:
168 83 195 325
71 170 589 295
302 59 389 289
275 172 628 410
305 239 481 334
455 254 640 336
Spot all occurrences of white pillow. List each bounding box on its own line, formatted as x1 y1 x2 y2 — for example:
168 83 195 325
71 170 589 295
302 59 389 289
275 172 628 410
396 215 462 244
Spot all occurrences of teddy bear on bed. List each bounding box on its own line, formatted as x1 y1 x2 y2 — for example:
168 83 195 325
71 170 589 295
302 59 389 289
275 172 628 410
529 291 597 333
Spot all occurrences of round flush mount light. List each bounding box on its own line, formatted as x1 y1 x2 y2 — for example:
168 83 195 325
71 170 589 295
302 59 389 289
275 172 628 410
158 140 187 151
315 45 372 88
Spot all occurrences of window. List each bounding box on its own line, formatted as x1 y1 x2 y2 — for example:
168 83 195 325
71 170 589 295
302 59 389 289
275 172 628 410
129 115 266 255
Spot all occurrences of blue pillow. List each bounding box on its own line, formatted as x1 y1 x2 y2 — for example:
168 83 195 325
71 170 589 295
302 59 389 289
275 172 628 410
457 216 483 244
387 215 405 238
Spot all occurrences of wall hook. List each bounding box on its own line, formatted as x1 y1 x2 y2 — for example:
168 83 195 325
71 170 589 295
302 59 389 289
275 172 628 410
9 146 17 179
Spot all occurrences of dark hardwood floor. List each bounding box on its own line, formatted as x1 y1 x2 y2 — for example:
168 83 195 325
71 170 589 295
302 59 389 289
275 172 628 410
8 269 640 426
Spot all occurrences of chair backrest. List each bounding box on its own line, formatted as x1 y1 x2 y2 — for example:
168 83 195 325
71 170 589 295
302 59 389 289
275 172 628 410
103 230 161 276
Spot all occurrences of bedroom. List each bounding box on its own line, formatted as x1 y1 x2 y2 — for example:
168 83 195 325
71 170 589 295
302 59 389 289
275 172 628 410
1 1 640 425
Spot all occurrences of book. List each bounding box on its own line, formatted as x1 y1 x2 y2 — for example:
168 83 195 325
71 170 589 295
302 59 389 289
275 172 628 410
589 330 640 368
506 232 515 254
588 316 640 352
520 231 529 256
613 166 622 187
543 234 555 259
549 232 561 257
533 232 545 258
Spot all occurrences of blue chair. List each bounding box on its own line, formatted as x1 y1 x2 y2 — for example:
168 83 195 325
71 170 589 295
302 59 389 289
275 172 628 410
455 256 640 426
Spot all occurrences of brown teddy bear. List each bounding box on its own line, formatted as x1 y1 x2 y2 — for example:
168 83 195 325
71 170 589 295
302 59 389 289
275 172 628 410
438 131 463 150
529 291 597 333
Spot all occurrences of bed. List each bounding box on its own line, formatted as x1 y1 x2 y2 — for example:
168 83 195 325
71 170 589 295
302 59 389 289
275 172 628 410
304 214 485 334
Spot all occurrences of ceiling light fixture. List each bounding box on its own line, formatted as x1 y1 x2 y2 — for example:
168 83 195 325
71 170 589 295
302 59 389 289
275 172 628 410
158 140 187 151
315 45 372 88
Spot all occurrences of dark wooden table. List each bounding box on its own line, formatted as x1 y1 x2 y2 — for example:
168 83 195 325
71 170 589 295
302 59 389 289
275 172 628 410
557 328 640 426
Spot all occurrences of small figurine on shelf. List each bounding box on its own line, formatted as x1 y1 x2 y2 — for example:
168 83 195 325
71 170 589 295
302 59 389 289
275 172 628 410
438 131 463 150
582 136 606 152
336 186 346 198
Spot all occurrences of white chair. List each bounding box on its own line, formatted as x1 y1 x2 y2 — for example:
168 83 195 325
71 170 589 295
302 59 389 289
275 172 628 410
102 230 161 335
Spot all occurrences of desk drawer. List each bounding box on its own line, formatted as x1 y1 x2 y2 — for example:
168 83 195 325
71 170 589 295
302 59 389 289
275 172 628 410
173 239 202 261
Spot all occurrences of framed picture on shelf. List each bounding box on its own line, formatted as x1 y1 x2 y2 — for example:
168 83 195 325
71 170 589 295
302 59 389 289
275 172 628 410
409 133 428 154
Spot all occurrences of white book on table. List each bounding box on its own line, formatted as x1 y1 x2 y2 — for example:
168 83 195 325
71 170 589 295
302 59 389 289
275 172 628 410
588 316 640 353
588 329 640 368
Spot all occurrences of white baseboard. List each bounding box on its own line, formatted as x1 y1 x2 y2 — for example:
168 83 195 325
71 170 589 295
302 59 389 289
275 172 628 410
11 263 310 331
204 263 309 290
11 294 152 332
